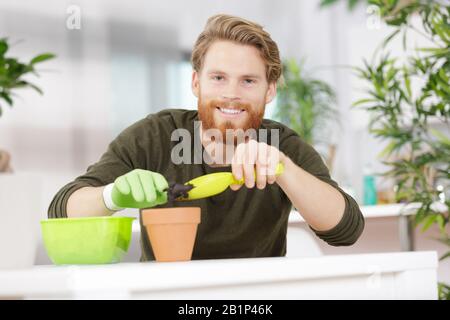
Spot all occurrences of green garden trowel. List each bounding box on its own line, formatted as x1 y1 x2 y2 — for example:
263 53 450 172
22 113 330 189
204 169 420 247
166 162 285 202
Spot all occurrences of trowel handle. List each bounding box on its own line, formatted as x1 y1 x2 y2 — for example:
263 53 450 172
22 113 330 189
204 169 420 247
233 162 285 185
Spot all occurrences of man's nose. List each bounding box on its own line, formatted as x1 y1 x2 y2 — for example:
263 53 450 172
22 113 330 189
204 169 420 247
221 80 241 101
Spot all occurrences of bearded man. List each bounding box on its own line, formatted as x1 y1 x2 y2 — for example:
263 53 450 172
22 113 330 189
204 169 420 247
49 14 364 261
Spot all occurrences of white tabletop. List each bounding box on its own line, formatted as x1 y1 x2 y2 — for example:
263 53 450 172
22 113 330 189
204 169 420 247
0 251 438 299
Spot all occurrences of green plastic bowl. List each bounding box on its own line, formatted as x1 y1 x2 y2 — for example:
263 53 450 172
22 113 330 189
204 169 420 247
41 216 135 265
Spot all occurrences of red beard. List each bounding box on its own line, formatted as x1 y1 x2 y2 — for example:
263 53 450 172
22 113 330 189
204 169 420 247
197 96 265 143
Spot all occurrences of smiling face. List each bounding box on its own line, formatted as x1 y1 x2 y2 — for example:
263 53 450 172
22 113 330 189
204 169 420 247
192 40 276 141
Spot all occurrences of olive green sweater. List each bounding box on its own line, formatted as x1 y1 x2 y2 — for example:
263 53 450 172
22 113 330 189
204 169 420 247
48 109 364 261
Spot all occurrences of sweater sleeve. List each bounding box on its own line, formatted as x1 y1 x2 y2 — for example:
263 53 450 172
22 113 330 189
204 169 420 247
47 120 146 219
279 133 365 246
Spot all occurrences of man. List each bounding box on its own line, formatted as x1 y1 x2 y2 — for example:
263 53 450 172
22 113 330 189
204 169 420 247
49 14 364 261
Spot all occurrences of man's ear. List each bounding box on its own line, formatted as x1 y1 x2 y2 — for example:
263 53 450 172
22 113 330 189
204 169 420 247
192 70 199 98
265 81 277 104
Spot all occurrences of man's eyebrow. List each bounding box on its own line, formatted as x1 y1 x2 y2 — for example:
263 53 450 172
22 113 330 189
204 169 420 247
207 70 262 79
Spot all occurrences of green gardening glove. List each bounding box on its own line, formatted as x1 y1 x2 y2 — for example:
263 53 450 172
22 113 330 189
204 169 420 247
103 169 169 210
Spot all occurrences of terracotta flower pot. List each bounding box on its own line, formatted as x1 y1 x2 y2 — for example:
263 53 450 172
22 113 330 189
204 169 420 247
142 207 201 262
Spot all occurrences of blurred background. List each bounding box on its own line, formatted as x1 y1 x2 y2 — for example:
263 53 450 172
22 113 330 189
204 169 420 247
0 0 448 294
0 0 419 204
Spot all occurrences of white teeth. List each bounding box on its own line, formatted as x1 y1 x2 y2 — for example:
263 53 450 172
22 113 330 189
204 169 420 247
219 108 242 115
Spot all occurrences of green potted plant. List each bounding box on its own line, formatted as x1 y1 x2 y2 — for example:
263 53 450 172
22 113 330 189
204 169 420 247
0 37 55 172
0 37 55 269
274 58 339 171
323 0 449 299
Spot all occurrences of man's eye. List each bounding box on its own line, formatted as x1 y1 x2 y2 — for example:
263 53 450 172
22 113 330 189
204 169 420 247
212 76 224 81
244 79 255 84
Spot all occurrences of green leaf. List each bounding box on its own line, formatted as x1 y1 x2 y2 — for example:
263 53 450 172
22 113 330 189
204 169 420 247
438 282 450 300
403 66 412 98
378 140 399 158
0 39 8 56
440 251 450 262
351 98 379 107
382 29 401 49
319 0 363 11
430 129 450 146
0 93 12 106
348 0 360 10
435 215 446 235
417 47 449 55
30 53 55 65
319 0 340 8
422 214 438 232
26 82 43 95
438 68 449 83
15 80 43 95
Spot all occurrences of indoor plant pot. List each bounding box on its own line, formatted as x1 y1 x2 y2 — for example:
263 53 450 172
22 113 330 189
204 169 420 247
142 207 201 262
